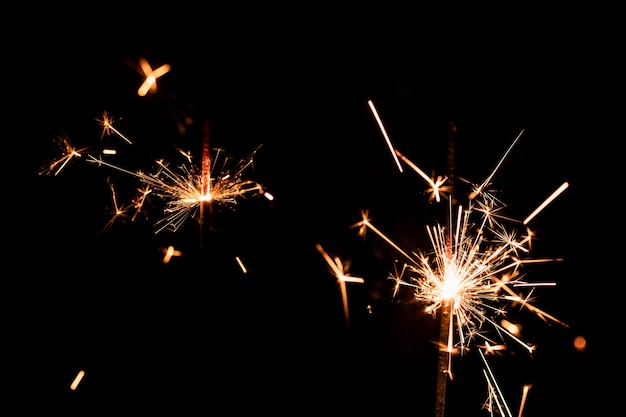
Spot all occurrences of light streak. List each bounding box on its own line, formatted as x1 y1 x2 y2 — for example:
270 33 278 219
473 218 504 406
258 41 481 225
316 243 365 331
235 256 247 274
88 143 267 234
523 181 569 225
517 384 532 417
38 136 89 176
100 178 132 234
367 99 403 173
480 349 513 417
70 370 85 391
98 112 132 144
395 149 452 203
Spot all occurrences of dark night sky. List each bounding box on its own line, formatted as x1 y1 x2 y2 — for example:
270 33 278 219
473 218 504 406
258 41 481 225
7 5 617 416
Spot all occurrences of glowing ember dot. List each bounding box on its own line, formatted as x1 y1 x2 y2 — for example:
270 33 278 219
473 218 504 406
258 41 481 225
500 319 521 336
573 335 587 352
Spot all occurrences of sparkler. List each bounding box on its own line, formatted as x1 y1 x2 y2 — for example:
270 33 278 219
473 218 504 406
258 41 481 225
362 100 569 416
41 113 270 246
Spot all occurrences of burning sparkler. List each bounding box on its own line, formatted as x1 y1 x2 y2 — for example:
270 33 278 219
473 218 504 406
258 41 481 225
41 113 271 241
361 100 569 416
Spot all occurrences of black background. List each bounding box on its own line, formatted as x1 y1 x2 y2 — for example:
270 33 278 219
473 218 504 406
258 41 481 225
7 5 616 416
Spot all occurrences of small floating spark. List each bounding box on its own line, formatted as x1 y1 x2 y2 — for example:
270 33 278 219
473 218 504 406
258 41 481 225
70 370 85 391
316 243 365 331
137 58 171 97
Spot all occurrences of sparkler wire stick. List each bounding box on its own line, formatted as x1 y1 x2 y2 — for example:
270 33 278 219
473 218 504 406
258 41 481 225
199 121 213 257
315 243 364 335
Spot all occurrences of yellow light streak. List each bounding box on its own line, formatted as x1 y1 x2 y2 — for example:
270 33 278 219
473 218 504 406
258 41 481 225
235 256 247 274
367 99 403 173
523 181 569 225
316 243 364 331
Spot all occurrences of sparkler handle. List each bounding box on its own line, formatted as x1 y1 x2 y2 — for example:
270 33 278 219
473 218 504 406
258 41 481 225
435 300 452 417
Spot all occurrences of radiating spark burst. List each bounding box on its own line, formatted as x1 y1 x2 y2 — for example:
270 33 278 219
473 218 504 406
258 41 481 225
88 143 267 234
97 112 132 144
235 256 248 274
90 116 268 234
44 113 269 235
361 106 569 415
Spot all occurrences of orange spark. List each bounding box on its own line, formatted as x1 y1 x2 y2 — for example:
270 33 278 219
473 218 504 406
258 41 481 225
367 99 403 172
137 58 171 97
70 370 85 391
523 181 569 225
235 256 248 274
316 243 364 331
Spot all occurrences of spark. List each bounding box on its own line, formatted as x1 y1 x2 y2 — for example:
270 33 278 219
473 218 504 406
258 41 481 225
97 112 132 144
368 99 453 202
39 136 89 176
70 370 85 391
395 149 452 203
469 129 525 201
523 181 569 225
517 384 532 417
88 143 266 234
359 188 567 355
137 58 171 97
316 243 364 331
367 99 403 173
99 178 132 234
480 349 513 417
235 256 248 274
